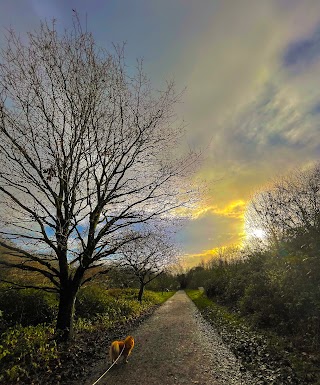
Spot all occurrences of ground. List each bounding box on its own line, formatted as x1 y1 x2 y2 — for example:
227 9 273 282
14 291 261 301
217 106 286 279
84 291 256 385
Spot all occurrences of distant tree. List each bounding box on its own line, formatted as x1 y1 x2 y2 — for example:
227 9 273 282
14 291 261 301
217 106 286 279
245 189 283 251
245 163 320 254
0 18 196 340
173 263 190 289
106 265 138 289
147 270 177 293
117 232 176 302
207 245 241 266
185 265 206 289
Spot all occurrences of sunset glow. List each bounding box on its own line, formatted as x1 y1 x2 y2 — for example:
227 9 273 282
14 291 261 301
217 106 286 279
247 228 266 240
1 2 320 267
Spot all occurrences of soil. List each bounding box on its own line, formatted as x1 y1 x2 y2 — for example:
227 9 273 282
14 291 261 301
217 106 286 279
84 290 255 385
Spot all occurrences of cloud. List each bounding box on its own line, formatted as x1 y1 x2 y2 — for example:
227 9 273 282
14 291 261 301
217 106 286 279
3 1 320 267
193 200 246 219
176 203 244 256
171 1 320 162
173 2 320 265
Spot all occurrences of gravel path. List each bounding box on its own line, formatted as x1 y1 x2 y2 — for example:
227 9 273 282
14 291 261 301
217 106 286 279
85 291 256 385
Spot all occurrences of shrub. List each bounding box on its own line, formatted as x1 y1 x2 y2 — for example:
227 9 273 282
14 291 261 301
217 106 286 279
75 286 174 328
239 279 290 331
75 285 113 319
205 266 230 299
0 324 59 384
0 286 57 329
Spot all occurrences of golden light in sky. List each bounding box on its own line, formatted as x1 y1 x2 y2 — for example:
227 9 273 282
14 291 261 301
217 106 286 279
2 1 320 268
192 200 246 219
246 228 266 240
177 199 247 266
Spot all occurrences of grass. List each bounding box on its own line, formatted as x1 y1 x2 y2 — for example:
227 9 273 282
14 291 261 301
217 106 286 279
75 287 174 328
185 289 212 308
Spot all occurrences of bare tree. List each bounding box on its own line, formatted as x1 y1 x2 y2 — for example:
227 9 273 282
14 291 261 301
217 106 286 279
0 18 197 340
245 163 320 254
117 232 177 302
245 188 284 251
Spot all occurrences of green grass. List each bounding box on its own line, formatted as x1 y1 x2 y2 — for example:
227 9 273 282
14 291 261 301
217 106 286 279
75 287 174 329
186 289 244 330
105 288 174 304
185 289 212 308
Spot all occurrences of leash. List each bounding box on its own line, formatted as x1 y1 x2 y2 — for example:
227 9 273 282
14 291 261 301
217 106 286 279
91 344 125 385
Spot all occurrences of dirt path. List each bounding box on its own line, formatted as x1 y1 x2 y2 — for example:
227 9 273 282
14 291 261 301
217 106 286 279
85 291 255 385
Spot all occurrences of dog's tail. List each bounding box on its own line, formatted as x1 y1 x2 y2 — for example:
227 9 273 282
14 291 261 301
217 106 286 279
109 341 119 363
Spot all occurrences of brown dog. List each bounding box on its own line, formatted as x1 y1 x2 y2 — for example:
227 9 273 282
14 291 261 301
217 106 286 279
109 335 135 364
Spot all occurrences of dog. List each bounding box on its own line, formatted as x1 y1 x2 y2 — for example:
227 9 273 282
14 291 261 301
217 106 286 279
109 335 135 364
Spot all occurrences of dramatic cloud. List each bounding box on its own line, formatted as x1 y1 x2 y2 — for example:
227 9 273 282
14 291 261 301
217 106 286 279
170 1 320 264
1 1 320 266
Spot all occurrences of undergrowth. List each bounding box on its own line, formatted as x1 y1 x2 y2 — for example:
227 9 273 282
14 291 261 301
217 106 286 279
0 288 174 385
186 289 317 385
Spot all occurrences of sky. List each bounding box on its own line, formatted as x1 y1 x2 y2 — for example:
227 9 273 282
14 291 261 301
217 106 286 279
1 1 320 266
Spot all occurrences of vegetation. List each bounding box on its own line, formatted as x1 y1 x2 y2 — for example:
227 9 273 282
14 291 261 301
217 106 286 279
0 286 57 329
0 283 173 385
246 164 320 254
186 290 311 384
185 253 320 382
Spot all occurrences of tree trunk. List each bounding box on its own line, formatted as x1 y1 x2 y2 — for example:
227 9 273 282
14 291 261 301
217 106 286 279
56 285 78 341
138 283 145 303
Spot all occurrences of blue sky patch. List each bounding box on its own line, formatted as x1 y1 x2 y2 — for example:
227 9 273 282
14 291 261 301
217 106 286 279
283 26 320 70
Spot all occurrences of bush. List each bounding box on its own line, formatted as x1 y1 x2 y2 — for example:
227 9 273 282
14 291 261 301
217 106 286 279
0 286 57 329
188 250 320 350
75 285 113 319
75 286 140 321
205 266 229 298
75 286 172 326
239 280 290 331
0 324 59 384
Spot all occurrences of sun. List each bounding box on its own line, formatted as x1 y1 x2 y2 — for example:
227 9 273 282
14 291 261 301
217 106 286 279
248 228 266 240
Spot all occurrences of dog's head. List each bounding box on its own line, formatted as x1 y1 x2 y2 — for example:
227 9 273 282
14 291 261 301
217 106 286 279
124 335 134 348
